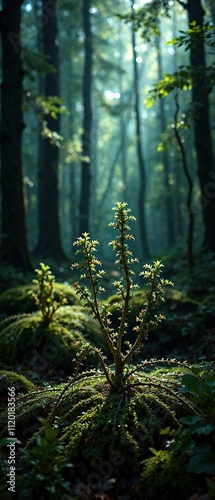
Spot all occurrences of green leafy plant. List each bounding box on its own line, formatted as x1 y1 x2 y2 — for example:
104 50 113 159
16 418 73 499
71 202 173 391
29 263 67 324
169 365 215 494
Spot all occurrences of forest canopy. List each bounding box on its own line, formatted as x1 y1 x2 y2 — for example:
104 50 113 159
0 0 215 269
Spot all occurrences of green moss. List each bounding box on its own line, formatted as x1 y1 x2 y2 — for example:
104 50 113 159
55 305 109 354
0 364 199 490
0 306 108 374
0 283 81 316
140 450 197 500
50 368 193 475
0 385 59 443
0 311 83 373
0 370 35 398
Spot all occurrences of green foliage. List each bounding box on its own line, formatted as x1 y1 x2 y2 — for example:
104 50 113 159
168 22 215 52
16 418 73 499
29 263 68 324
119 0 170 41
72 202 173 390
170 364 215 492
145 22 215 110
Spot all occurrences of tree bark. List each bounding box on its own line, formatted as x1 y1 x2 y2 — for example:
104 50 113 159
186 0 215 252
155 33 176 247
131 0 150 259
79 0 92 235
34 0 66 261
0 0 32 270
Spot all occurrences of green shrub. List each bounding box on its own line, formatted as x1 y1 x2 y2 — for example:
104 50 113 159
71 202 173 390
170 365 215 496
28 263 68 324
16 418 73 499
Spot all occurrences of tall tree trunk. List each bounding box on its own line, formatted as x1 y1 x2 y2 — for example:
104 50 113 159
174 94 194 268
34 0 65 261
119 34 129 203
0 0 31 270
131 0 150 259
79 0 92 235
155 33 176 247
185 0 215 252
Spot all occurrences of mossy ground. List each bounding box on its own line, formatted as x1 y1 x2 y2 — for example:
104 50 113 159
0 306 109 376
0 259 215 499
0 282 81 318
0 367 206 500
0 370 35 399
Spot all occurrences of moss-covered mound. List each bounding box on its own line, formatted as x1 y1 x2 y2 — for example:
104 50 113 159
139 450 197 500
0 306 108 374
0 283 81 317
0 363 211 498
0 370 35 399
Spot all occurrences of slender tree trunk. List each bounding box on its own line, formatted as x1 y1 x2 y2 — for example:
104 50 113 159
185 0 215 252
34 0 65 261
174 95 194 268
119 34 129 203
79 0 92 235
131 0 150 259
155 33 176 247
208 0 215 25
172 7 184 238
0 0 32 270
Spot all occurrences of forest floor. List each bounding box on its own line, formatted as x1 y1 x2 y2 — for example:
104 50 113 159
0 258 215 499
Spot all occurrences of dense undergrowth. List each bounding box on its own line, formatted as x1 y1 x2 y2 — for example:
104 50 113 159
0 204 215 499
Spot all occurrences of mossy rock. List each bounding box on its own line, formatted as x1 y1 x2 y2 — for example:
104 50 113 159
0 370 35 398
0 306 109 374
139 450 198 500
0 283 81 316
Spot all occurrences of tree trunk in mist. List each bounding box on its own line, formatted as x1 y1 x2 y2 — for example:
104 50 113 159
131 0 150 259
79 0 92 235
34 0 65 262
0 0 32 270
155 33 176 247
185 0 215 252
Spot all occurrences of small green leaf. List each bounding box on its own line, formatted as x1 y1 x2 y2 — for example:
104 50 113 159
181 374 202 394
